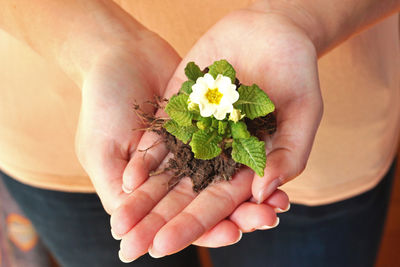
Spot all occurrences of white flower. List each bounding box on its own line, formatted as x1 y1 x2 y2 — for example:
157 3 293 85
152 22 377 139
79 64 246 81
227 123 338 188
229 108 245 122
189 73 239 120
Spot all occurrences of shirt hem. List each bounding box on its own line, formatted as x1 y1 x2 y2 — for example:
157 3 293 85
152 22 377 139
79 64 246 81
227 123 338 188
0 162 95 193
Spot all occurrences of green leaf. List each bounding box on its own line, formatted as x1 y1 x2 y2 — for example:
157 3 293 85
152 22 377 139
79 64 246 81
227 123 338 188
192 113 202 121
232 137 266 176
211 117 219 129
196 117 212 130
189 130 222 160
165 94 193 126
229 121 251 139
164 120 197 144
234 84 275 120
218 121 228 135
224 141 233 149
180 80 195 95
185 62 204 81
208 59 236 83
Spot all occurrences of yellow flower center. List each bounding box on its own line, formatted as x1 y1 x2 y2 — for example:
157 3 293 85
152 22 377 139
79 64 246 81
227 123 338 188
205 88 223 104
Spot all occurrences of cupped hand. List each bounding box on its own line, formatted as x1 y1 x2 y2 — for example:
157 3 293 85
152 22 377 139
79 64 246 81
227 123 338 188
113 3 321 261
75 31 180 214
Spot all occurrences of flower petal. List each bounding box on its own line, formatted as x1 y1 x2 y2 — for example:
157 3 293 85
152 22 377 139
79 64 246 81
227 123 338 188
213 104 232 120
220 87 239 104
213 111 226 120
203 73 216 89
195 76 209 89
229 88 240 103
190 83 208 104
215 75 233 91
200 103 216 117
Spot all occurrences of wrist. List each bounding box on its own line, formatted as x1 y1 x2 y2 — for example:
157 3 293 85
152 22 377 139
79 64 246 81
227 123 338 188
249 0 400 56
247 0 326 55
56 1 150 87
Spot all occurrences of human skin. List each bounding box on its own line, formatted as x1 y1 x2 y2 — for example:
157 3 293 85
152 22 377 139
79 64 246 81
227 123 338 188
0 0 288 254
115 0 400 262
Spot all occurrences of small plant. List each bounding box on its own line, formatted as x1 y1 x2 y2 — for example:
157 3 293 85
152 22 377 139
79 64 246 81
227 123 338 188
164 59 275 177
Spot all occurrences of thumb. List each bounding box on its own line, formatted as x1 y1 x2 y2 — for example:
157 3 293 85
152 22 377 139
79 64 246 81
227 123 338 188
120 63 189 193
76 138 129 214
75 111 131 215
253 91 323 204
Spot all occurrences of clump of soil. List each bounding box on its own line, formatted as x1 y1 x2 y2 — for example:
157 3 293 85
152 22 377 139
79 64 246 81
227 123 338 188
160 128 240 192
134 85 276 192
246 113 277 137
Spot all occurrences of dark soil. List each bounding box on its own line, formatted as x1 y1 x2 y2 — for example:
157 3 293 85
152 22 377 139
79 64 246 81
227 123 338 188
160 128 240 192
246 113 277 137
156 113 276 192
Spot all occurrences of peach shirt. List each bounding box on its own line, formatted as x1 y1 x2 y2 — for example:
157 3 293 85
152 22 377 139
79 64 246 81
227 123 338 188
0 1 398 205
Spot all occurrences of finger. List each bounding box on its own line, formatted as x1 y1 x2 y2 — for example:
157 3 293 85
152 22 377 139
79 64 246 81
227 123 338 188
193 189 288 247
111 154 173 237
230 202 278 232
77 138 129 214
193 220 242 247
88 159 127 215
119 177 196 262
229 188 288 233
121 72 186 193
148 167 254 258
265 189 290 213
189 189 289 248
250 189 290 213
122 129 168 193
253 90 323 204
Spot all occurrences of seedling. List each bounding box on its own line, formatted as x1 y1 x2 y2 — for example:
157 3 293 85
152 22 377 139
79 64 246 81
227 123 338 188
164 60 275 179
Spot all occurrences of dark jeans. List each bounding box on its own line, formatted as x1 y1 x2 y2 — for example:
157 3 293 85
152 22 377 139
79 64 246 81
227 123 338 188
210 160 397 267
0 172 200 267
0 159 396 267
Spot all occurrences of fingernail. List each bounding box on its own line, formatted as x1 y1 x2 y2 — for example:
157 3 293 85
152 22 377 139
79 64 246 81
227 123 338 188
275 203 291 213
258 217 280 230
118 250 135 263
148 245 164 259
231 230 243 245
122 184 132 194
111 228 122 240
257 178 281 204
